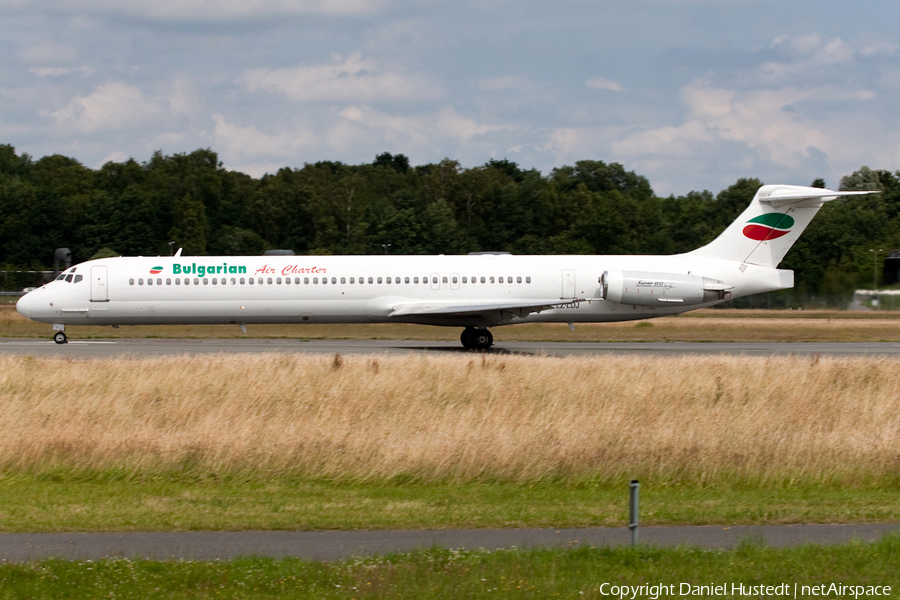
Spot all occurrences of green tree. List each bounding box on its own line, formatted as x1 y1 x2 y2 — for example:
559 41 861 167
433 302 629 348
168 193 208 255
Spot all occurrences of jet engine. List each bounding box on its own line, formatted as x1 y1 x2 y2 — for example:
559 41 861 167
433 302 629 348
600 270 731 306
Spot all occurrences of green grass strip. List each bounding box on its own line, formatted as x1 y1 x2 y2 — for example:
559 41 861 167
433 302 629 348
1 477 900 532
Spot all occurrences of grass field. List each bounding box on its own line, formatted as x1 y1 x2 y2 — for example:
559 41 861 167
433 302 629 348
5 304 900 342
2 352 900 532
2 539 898 598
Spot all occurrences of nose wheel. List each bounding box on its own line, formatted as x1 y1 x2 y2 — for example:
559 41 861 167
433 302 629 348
53 332 67 344
460 328 493 350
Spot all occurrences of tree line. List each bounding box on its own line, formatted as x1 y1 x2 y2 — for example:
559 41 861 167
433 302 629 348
2 143 899 303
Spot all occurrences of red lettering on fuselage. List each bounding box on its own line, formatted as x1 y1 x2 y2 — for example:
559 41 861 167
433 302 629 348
281 265 327 275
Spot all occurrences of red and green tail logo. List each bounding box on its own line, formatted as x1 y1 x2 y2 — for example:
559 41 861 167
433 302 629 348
742 213 794 241
149 266 163 274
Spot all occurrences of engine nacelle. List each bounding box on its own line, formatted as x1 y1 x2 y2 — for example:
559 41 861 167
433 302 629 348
600 270 727 306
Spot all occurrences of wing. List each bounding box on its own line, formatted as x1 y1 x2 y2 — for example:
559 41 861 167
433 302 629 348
388 298 587 320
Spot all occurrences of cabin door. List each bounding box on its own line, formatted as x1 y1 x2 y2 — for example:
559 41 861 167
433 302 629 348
561 269 576 299
91 266 108 301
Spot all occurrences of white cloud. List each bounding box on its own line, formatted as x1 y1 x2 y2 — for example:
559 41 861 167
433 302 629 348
757 34 856 83
338 105 505 147
239 53 440 104
613 81 876 168
49 82 165 133
209 114 317 159
585 77 624 91
30 65 93 77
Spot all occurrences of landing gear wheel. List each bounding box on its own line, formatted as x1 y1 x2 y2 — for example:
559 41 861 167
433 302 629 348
53 332 67 344
460 329 475 349
472 329 493 350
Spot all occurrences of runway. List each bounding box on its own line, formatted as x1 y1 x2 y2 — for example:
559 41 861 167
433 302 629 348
3 337 900 358
1 523 899 562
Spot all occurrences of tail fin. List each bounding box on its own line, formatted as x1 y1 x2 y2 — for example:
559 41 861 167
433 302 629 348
687 184 875 268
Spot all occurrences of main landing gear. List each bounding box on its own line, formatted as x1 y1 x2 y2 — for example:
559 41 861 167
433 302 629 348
460 327 493 350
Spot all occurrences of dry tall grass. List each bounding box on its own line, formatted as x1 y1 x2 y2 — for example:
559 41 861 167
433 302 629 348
1 353 898 484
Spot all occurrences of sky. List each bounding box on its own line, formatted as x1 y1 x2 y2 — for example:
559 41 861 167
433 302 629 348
1 0 898 196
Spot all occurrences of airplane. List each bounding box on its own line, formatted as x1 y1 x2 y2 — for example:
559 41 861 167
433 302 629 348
16 184 875 349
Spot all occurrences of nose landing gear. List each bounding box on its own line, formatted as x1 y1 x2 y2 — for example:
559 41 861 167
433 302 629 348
460 327 493 350
53 331 67 344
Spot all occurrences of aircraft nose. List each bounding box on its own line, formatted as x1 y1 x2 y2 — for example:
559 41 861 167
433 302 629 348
16 292 32 319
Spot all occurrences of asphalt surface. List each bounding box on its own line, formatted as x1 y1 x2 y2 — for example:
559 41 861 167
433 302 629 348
2 524 899 562
4 338 900 358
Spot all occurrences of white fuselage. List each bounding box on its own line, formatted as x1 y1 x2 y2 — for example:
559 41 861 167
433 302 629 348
16 253 791 329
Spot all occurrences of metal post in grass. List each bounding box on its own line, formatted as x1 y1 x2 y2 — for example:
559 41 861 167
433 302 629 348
629 479 639 546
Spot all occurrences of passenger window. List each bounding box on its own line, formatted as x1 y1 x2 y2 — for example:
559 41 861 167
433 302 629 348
267 277 273 285
322 277 328 284
147 278 153 286
166 278 171 285
304 277 309 284
368 277 374 284
248 278 254 285
284 277 290 285
350 277 355 284
203 278 208 285
414 277 419 284
480 276 486 283
386 277 392 284
341 277 346 284
432 276 438 284
490 276 495 283
452 276 457 284
157 278 162 285
185 278 191 286
313 277 318 284
405 277 410 284
129 278 134 285
462 277 467 284
377 277 383 284
332 277 337 284
231 278 236 285
442 276 448 284
276 277 282 284
212 278 217 285
138 278 144 285
295 277 300 284
517 276 522 283
526 276 531 283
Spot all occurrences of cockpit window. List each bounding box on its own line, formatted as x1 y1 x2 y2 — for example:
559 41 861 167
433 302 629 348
55 274 65 281
65 274 73 283
73 274 83 283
